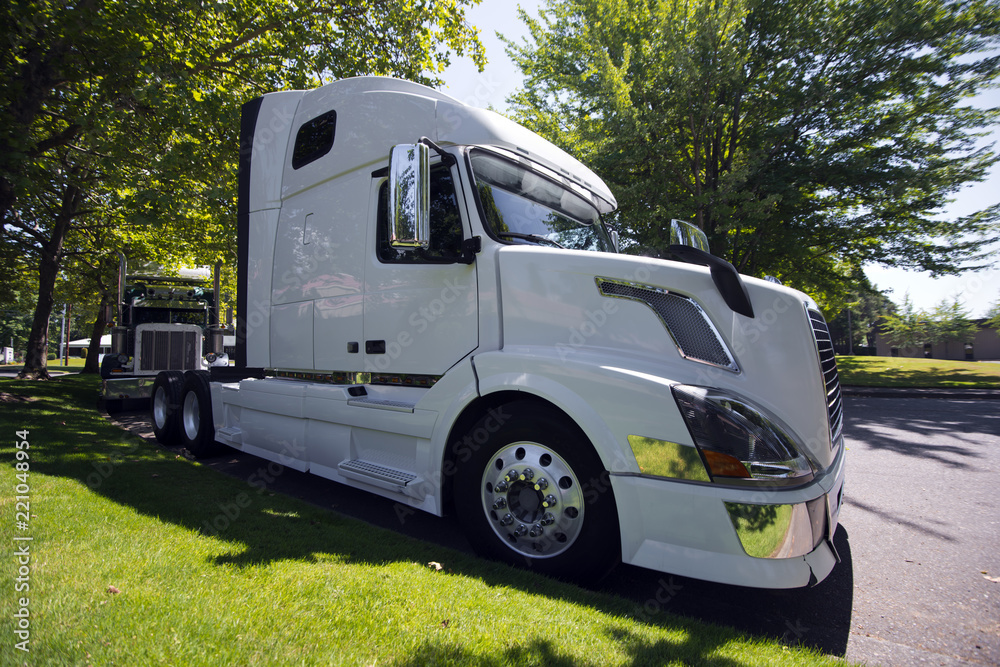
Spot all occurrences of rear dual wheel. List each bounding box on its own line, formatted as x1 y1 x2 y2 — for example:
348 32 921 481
180 370 219 458
151 371 184 444
453 400 620 581
150 370 218 458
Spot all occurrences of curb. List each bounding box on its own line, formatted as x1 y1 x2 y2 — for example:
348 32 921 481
841 386 1000 400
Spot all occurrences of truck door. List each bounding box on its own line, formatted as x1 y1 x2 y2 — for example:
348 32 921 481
363 161 478 376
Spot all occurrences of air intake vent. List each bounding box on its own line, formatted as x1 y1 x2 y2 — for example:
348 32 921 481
139 329 199 371
597 278 738 372
808 309 843 447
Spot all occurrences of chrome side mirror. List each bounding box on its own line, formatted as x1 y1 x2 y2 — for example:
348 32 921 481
670 219 710 253
388 143 430 248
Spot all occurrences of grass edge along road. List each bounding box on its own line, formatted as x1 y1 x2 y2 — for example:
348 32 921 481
836 355 1000 388
0 375 848 666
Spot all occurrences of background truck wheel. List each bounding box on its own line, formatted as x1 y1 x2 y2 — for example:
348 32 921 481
453 400 621 581
180 371 219 458
151 371 185 444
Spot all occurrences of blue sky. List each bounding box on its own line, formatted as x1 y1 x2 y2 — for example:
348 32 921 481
440 0 1000 317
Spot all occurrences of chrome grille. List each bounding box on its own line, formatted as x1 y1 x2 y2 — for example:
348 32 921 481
139 329 199 371
808 309 843 447
598 278 738 371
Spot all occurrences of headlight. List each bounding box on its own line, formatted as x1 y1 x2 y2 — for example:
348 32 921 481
117 353 128 364
671 385 815 485
206 352 218 363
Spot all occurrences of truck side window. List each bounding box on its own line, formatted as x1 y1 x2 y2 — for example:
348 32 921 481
292 110 337 169
377 165 464 263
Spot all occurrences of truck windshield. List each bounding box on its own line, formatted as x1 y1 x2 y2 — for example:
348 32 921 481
470 150 613 252
132 307 208 326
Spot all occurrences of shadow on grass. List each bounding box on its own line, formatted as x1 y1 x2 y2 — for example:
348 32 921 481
390 630 785 667
5 375 853 664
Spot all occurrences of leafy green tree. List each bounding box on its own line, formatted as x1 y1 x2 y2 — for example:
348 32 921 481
880 293 930 352
2 0 485 379
986 295 1000 331
0 252 36 361
827 282 896 352
928 297 979 358
504 0 1000 310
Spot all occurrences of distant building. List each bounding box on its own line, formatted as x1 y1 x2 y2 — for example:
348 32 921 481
875 319 1000 360
68 336 112 358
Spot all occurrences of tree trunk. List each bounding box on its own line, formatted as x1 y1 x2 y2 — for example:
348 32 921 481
18 254 59 380
83 292 111 374
17 180 83 380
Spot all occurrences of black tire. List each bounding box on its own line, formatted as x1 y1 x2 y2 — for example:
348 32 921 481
150 371 185 444
452 400 621 581
180 370 219 458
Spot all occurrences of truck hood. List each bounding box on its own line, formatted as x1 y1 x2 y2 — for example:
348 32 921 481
494 246 841 470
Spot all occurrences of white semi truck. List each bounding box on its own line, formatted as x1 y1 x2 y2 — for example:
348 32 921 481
150 77 845 587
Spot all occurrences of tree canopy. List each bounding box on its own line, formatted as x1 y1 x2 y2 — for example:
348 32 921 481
1 0 485 378
504 0 1000 309
880 293 980 353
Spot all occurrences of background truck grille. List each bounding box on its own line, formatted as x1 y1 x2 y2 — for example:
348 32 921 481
808 309 844 447
139 330 199 371
597 279 738 371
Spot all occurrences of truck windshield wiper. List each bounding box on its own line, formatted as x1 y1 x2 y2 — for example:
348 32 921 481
496 232 565 249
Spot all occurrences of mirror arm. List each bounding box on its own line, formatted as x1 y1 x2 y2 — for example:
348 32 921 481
667 244 755 319
418 136 457 167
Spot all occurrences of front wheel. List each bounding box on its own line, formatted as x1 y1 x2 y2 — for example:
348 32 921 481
452 400 620 581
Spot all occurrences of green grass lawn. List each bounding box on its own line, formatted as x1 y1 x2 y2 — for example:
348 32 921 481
0 375 846 666
836 355 1000 388
1 357 87 371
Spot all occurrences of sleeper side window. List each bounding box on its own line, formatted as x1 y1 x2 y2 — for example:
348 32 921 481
292 110 337 169
377 165 464 263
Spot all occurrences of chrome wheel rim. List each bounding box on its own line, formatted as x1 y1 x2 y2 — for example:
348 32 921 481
480 442 584 559
182 391 200 441
152 386 169 429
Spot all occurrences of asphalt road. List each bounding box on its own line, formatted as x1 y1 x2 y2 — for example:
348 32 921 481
107 396 1000 666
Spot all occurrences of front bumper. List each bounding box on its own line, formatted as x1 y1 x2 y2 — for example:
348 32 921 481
102 376 156 401
611 438 846 588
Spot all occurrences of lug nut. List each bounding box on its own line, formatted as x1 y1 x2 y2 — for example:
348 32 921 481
514 524 529 537
519 468 534 481
529 523 545 537
540 512 555 526
495 480 508 493
505 469 519 483
533 477 548 491
499 513 514 526
492 497 507 510
542 494 558 508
